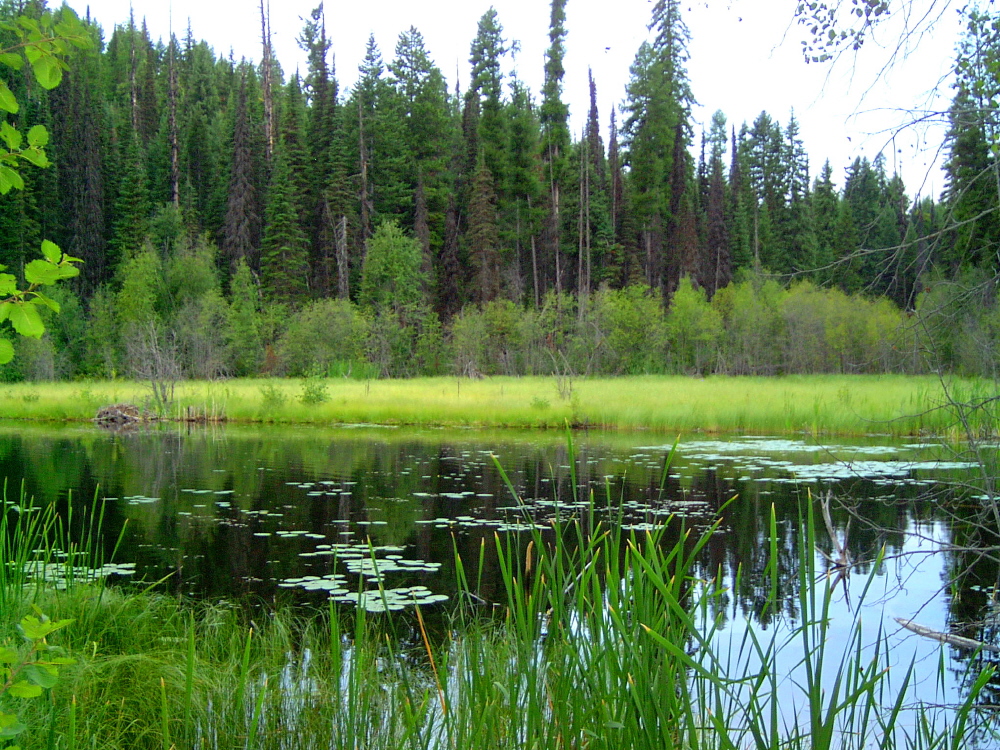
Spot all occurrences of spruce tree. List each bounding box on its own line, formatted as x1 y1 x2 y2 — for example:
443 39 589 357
505 77 543 305
467 159 503 304
299 2 345 294
540 0 570 294
390 26 453 264
225 258 263 375
280 76 313 230
222 68 262 271
810 160 840 281
944 86 1000 270
347 36 411 235
110 130 151 264
260 147 310 304
622 0 694 293
468 9 508 190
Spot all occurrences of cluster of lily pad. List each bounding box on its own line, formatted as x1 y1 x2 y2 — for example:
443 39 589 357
279 540 448 611
21 559 136 589
332 586 448 612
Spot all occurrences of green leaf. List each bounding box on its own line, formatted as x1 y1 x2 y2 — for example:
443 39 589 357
0 53 23 70
7 681 42 699
31 293 59 313
17 16 41 34
6 303 44 338
0 122 21 150
18 615 70 640
9 676 40 697
18 615 47 640
0 340 12 365
29 54 61 89
24 259 62 285
26 125 47 148
23 663 58 689
0 710 25 738
19 148 48 168
0 646 18 664
0 273 17 295
0 165 23 193
40 240 60 263
0 80 18 114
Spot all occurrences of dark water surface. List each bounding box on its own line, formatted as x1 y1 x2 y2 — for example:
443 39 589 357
2 420 998 723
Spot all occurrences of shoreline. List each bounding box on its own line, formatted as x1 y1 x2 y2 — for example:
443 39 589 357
0 374 978 437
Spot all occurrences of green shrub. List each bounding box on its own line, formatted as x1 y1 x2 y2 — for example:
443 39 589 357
277 299 369 377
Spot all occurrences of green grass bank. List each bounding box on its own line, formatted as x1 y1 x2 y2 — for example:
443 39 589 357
0 374 985 436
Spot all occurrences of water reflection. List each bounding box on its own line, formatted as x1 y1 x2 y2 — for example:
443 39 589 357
0 421 997 722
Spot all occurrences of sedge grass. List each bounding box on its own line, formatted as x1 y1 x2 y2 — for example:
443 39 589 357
2 522 995 749
0 373 982 436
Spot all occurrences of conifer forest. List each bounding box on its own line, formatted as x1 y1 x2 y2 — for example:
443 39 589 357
1 0 998 382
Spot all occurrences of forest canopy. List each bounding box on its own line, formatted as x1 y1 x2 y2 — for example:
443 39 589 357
0 0 996 383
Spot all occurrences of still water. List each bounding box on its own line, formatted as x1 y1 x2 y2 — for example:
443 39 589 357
1 420 997 726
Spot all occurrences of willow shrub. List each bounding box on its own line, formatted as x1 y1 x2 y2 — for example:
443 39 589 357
780 281 912 374
592 285 668 374
712 274 786 375
450 299 526 376
366 305 448 378
664 278 722 374
277 298 370 377
914 270 1000 377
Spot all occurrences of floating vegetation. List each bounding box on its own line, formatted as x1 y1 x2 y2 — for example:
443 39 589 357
781 460 978 482
22 560 136 589
344 555 441 578
277 574 349 594
330 586 448 612
81 426 980 610
671 437 908 463
124 495 159 505
300 542 404 559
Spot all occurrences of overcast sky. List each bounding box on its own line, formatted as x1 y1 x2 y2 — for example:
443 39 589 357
65 0 962 197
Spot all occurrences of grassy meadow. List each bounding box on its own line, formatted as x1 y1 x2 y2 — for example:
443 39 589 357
0 373 985 436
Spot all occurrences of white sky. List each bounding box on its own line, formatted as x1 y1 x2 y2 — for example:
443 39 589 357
65 0 962 198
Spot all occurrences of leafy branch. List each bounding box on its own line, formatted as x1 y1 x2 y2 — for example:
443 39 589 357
0 7 90 362
0 609 74 748
795 0 890 62
0 241 82 364
0 8 92 193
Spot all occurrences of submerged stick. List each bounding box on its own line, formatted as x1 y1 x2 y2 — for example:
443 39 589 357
894 618 1000 654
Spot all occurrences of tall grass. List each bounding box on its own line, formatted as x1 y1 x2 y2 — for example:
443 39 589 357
0 443 994 748
0 374 979 435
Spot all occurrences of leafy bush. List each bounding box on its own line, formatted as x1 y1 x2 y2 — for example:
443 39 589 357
665 278 721 374
298 375 329 405
259 383 287 409
277 299 369 377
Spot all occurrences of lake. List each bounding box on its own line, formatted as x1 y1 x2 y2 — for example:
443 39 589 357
1 419 997 731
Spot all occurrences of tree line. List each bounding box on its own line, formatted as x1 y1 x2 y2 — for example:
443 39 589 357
0 0 996 383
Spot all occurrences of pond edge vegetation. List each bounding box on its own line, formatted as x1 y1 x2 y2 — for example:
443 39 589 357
0 444 993 748
0 373 990 439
